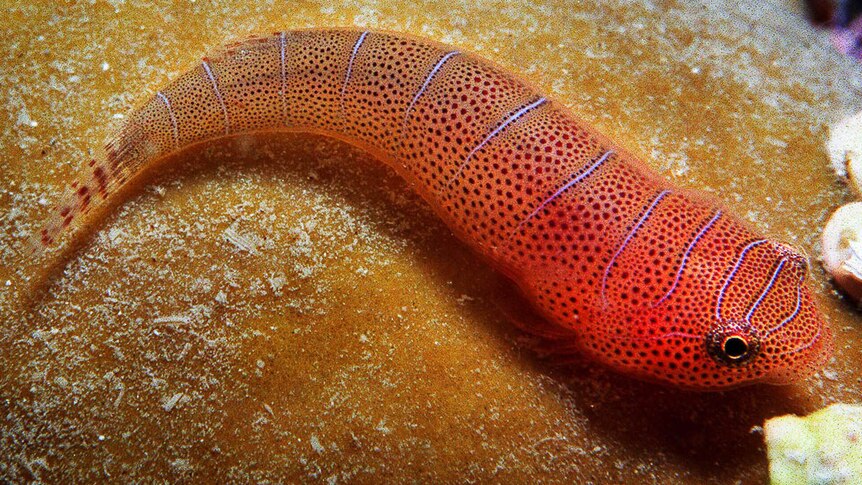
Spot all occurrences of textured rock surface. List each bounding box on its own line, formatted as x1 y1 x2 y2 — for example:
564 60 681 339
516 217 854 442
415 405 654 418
766 403 862 485
1 0 861 483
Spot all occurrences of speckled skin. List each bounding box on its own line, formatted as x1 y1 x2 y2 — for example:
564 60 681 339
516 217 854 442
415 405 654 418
31 28 831 389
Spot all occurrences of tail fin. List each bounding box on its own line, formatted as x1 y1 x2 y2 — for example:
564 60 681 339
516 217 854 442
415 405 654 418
25 119 151 258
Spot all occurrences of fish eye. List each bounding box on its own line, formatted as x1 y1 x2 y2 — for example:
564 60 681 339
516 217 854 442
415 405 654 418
722 335 749 360
707 324 761 366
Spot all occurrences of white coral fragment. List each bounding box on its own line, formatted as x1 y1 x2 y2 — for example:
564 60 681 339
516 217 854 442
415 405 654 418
827 110 862 197
849 151 862 198
821 202 862 304
765 403 862 485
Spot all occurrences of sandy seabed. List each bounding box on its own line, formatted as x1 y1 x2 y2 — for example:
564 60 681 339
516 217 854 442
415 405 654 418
2 1 862 483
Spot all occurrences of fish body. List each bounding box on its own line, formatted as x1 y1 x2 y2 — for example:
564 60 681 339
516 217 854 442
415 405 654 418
31 29 831 389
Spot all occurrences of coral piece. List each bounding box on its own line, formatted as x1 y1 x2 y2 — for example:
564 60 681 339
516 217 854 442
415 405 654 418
822 202 862 303
827 109 862 197
765 403 862 485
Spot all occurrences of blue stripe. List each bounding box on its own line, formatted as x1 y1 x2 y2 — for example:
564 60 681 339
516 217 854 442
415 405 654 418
513 149 614 235
404 50 460 123
745 258 788 322
783 321 822 355
201 60 230 134
155 91 178 148
715 239 769 320
654 210 722 307
765 272 803 336
280 32 287 122
450 97 548 184
342 31 369 99
601 190 671 308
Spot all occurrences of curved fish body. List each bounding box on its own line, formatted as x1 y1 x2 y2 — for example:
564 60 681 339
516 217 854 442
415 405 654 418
31 28 831 389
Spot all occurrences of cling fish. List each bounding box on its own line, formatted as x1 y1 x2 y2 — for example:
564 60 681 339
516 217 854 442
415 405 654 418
29 28 832 390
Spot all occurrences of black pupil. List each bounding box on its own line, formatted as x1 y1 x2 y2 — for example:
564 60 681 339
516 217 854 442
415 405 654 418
724 336 748 358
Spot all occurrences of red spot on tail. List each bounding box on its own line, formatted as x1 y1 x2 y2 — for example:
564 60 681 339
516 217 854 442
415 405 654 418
107 149 121 171
40 229 53 246
93 166 109 197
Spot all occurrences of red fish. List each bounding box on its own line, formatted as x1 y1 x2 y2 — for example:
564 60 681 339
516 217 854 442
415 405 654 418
29 29 832 390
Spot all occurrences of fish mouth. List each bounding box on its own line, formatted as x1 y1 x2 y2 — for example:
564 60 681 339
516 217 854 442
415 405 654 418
761 321 831 385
